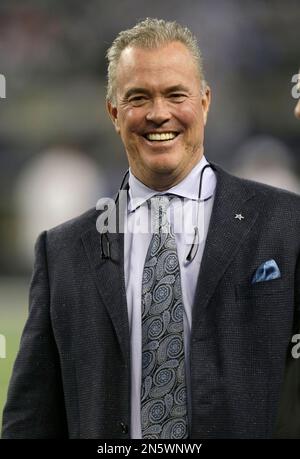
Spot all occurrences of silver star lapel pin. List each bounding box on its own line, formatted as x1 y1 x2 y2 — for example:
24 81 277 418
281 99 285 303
235 213 244 221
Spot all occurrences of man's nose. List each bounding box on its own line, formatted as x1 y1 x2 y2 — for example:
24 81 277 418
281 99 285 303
145 97 171 124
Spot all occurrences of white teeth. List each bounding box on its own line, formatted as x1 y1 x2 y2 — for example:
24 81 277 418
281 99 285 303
146 132 177 141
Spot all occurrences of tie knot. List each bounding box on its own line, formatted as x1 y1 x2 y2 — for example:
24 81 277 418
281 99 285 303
147 194 174 233
150 194 170 211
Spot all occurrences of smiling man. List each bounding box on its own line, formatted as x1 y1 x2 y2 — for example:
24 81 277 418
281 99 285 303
2 18 300 439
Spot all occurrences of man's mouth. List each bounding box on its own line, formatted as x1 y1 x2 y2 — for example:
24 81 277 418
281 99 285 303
143 132 179 142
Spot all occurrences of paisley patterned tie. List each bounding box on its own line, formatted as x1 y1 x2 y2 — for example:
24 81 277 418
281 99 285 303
141 195 189 439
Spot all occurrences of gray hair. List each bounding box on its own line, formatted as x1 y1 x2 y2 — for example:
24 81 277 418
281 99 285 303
106 18 207 104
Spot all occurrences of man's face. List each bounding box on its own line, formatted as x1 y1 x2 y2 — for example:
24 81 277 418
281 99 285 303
107 41 211 189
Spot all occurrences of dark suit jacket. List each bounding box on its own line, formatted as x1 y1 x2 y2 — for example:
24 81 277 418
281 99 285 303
2 163 300 438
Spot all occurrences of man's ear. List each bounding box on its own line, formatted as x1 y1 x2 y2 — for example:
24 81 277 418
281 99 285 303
201 86 211 125
106 100 121 134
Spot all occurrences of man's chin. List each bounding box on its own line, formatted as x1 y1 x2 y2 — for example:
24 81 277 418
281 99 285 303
148 164 179 179
146 154 180 175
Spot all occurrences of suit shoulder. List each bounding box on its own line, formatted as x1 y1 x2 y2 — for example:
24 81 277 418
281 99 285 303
45 206 98 247
217 165 300 207
237 175 300 202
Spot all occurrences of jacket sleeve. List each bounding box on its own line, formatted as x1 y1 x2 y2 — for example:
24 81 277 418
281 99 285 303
1 231 68 438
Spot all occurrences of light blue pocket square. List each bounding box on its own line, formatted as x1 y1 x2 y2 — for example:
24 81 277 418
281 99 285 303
251 259 281 284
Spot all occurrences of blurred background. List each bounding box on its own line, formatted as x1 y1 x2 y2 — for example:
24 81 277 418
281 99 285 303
0 0 299 427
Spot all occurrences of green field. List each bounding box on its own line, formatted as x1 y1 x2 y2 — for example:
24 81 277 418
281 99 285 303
0 278 28 428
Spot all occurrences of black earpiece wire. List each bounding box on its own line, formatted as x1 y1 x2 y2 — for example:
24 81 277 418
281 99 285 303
186 163 215 262
100 164 215 261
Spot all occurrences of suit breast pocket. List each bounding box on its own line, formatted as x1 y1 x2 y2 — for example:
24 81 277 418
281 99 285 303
235 279 290 300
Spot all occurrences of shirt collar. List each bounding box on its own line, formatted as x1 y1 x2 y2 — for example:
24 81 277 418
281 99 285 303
128 155 216 213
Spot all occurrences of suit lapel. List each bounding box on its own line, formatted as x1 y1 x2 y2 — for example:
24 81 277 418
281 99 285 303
81 220 130 363
192 164 262 330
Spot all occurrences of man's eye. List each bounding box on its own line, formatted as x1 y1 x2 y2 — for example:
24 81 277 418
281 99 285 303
169 93 187 102
129 96 147 105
